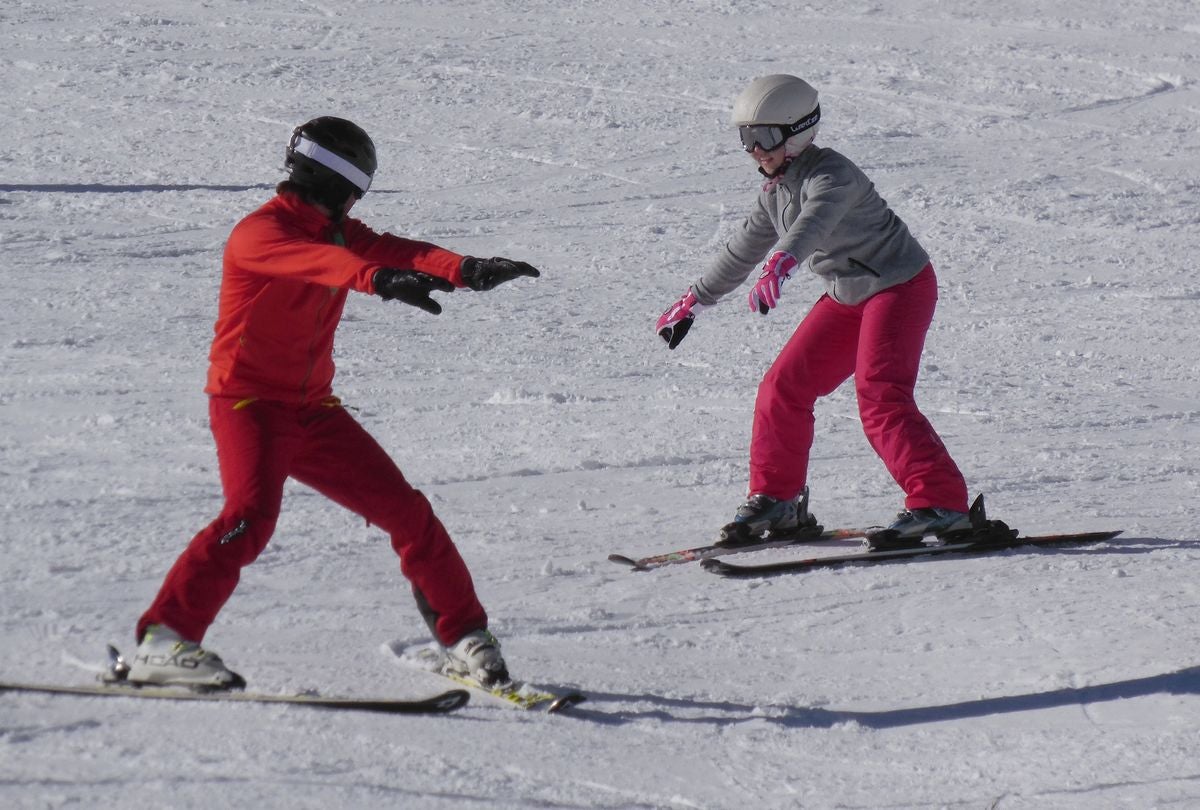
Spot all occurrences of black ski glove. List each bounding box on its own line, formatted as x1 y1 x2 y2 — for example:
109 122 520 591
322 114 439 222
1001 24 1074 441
372 268 455 315
460 256 541 291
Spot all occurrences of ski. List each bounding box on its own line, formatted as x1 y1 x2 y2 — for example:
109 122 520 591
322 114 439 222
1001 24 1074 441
385 641 584 713
0 643 472 714
609 525 870 570
700 529 1122 578
0 679 470 715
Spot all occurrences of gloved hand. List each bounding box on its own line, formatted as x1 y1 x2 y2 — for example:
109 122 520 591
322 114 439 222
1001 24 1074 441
372 268 455 315
460 256 541 291
748 251 799 314
656 288 709 350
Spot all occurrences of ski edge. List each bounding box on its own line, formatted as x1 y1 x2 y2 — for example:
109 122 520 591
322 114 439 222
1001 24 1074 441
701 530 1124 577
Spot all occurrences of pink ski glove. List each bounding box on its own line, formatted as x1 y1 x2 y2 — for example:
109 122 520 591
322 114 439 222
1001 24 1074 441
656 288 708 349
748 251 799 314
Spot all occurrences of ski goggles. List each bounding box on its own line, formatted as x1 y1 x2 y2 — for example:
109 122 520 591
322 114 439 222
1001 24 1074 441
738 106 821 153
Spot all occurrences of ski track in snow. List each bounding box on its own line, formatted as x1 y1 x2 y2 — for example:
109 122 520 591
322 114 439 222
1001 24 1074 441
2 1 1200 808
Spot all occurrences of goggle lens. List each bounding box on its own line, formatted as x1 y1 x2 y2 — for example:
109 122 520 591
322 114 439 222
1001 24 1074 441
739 124 788 154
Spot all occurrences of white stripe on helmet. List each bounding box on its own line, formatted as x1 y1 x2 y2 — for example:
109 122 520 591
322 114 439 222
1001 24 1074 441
293 136 373 193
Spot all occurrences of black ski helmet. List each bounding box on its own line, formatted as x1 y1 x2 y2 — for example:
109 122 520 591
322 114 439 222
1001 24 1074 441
284 116 377 211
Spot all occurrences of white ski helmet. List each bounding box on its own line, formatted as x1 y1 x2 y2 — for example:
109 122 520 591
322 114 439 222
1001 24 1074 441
732 74 820 155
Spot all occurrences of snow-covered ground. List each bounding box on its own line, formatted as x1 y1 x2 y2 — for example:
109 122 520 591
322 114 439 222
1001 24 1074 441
3 1 1199 807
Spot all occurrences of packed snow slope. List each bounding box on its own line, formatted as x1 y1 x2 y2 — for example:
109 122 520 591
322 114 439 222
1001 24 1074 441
2 1 1199 808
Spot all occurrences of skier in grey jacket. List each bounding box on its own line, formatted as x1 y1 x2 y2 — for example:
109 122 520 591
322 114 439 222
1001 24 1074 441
656 75 971 547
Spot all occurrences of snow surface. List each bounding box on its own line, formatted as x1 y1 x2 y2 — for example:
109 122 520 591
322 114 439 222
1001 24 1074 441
2 1 1200 807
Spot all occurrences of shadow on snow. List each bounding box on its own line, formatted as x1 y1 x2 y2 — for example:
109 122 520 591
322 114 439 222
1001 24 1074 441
570 665 1200 729
0 183 410 194
0 183 276 194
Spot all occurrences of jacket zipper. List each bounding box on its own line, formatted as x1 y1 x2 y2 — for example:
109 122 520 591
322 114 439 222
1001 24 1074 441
298 226 345 402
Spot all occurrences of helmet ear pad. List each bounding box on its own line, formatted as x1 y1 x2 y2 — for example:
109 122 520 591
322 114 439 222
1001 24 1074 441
784 124 820 156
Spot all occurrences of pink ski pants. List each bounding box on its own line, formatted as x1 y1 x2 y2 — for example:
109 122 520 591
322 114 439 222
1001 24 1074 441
748 265 968 512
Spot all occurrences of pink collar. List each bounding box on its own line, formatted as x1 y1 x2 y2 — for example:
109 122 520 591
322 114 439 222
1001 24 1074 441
759 159 794 191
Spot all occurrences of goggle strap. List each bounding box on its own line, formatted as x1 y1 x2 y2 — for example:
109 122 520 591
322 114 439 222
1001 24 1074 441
292 136 373 193
790 105 820 135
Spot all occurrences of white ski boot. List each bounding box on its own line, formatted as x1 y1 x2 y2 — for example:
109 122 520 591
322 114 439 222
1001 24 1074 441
444 629 510 688
126 624 245 690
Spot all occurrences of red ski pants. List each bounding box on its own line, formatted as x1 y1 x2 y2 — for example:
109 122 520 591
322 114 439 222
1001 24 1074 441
749 265 968 512
137 397 487 646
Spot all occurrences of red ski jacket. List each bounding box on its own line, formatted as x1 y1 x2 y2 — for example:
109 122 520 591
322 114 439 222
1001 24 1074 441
205 192 464 404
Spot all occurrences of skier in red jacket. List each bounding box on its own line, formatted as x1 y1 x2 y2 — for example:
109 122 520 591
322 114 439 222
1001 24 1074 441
128 117 539 690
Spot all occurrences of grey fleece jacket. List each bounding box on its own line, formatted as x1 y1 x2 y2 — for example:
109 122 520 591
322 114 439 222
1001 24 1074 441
692 145 930 307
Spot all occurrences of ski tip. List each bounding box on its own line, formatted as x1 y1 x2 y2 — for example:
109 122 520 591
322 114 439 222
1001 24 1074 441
607 554 646 570
546 692 586 713
1070 529 1124 543
1017 529 1124 545
436 689 473 712
699 558 733 575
